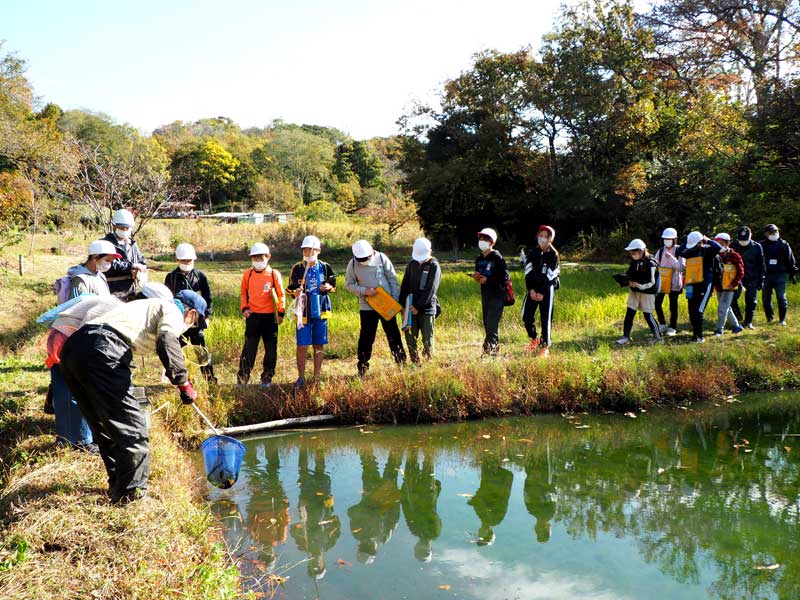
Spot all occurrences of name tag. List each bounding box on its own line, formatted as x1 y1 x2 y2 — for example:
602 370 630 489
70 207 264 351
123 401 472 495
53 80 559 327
769 259 778 265
263 283 272 293
541 265 548 274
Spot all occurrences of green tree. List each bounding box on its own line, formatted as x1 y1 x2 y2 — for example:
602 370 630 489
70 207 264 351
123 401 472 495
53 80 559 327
171 139 239 211
261 127 334 203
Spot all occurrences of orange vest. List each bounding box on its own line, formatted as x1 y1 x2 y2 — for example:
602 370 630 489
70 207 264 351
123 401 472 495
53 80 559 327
240 268 285 314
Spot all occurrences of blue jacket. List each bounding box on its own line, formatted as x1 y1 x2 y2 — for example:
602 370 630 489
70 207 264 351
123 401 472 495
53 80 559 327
287 261 336 320
760 238 797 276
676 239 722 286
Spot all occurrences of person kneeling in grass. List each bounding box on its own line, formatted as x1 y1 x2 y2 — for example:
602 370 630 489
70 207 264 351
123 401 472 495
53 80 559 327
712 233 745 337
237 243 286 387
617 239 661 346
522 225 560 357
399 238 441 363
286 235 336 389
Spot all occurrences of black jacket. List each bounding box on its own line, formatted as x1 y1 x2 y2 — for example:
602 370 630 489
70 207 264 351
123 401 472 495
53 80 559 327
761 238 797 275
676 239 723 285
164 268 213 317
626 255 660 294
523 246 560 293
735 241 766 288
475 250 508 293
102 232 147 299
399 258 441 315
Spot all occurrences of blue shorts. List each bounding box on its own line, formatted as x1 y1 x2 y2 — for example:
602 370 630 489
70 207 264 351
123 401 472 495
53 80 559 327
296 318 328 346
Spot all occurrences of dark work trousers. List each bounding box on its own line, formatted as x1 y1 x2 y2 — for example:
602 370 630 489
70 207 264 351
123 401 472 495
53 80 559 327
357 309 406 376
731 284 759 325
522 287 554 347
60 324 149 501
655 291 680 329
623 308 660 338
481 286 505 353
686 282 713 339
763 273 788 322
238 313 279 384
182 327 216 383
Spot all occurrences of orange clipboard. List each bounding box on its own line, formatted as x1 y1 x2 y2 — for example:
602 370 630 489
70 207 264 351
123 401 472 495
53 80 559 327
658 267 672 293
365 286 402 320
684 256 703 285
722 263 738 290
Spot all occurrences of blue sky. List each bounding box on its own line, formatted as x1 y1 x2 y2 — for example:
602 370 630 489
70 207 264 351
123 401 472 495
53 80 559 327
3 0 578 138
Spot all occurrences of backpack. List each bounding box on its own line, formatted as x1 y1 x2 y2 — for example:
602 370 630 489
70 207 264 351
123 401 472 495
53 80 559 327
54 276 73 305
503 277 515 307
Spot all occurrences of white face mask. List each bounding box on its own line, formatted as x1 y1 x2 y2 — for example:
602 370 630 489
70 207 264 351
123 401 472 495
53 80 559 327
768 234 779 242
303 254 318 264
478 240 491 252
738 239 751 246
538 236 549 248
96 260 112 273
115 228 131 239
251 259 267 271
663 239 674 248
179 262 194 272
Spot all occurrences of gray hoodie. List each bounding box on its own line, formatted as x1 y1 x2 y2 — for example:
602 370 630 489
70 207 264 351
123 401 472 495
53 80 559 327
345 252 400 310
68 264 110 298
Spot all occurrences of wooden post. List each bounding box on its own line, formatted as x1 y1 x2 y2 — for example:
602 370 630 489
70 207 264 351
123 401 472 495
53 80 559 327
18 254 23 276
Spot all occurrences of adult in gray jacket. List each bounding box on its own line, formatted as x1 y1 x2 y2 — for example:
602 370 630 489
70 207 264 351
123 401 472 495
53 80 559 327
345 240 407 376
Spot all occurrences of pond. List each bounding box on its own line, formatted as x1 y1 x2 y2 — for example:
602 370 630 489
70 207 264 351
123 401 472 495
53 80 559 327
201 393 800 599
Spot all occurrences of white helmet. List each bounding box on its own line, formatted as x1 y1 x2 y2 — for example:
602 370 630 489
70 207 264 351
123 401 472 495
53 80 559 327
352 240 373 259
249 242 270 256
139 282 173 300
112 208 135 227
477 227 498 243
175 243 197 260
661 227 678 239
624 238 646 251
713 232 731 242
686 231 703 249
87 239 121 258
301 235 321 250
412 238 432 262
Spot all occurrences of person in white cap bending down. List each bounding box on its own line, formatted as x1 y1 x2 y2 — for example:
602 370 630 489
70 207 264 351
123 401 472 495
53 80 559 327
237 242 285 387
345 239 407 376
471 228 510 356
286 235 336 389
102 208 148 301
653 227 685 336
399 238 441 363
616 239 662 345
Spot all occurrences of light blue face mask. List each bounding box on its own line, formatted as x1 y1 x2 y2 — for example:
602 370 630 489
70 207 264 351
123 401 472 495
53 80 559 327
173 299 185 314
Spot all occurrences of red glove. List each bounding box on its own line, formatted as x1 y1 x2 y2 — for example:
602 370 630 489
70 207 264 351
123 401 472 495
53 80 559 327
177 382 197 404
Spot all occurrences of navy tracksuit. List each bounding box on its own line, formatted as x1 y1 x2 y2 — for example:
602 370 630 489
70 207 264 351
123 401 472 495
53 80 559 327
731 241 765 325
761 237 797 322
522 246 559 347
676 240 722 339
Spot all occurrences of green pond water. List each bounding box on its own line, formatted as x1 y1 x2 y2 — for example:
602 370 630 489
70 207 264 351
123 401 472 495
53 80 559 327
201 393 800 599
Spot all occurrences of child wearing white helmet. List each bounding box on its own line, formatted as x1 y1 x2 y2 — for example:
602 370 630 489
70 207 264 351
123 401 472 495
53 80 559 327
165 243 217 383
675 231 723 343
102 208 148 301
237 242 286 387
398 238 441 363
286 235 336 388
712 233 744 337
653 227 685 336
616 239 661 345
472 227 510 356
345 239 407 376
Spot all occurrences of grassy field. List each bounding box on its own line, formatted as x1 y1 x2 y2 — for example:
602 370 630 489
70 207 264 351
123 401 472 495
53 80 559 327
1 222 799 598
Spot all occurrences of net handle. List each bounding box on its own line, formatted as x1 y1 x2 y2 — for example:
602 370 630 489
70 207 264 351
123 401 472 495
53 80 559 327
191 402 221 436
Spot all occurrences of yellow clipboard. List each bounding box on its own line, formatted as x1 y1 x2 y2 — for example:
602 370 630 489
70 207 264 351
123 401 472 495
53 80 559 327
365 286 402 320
685 256 703 285
722 263 738 290
658 267 672 294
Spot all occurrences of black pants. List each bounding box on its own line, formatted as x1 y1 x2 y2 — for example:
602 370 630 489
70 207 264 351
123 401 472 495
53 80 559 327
655 291 680 329
623 308 660 338
357 310 406 375
61 325 149 501
687 282 713 339
238 313 279 384
522 287 554 346
481 287 505 353
763 272 788 322
731 283 759 325
182 327 216 382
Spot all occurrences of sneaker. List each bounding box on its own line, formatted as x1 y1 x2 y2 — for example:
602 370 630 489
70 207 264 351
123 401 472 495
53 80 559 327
665 327 677 336
649 336 663 345
540 346 550 357
713 329 723 337
732 325 744 334
616 336 630 346
112 487 147 505
745 323 755 330
526 339 540 352
693 337 706 344
294 377 306 390
658 324 668 334
779 320 787 326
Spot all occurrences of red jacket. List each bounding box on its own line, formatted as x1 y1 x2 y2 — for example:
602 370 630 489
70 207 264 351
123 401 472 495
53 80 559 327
715 248 745 291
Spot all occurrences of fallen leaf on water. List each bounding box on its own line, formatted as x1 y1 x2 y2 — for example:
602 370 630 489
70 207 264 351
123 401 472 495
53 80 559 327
268 574 289 584
252 559 267 570
744 449 753 453
457 493 473 498
482 434 491 439
574 425 590 429
517 438 533 443
515 454 524 457
785 446 791 453
310 436 317 440
324 497 334 509
439 585 451 590
360 430 374 434
624 412 637 419
657 467 666 475
741 439 750 445
337 559 352 567
295 524 303 529
678 406 688 411
319 519 334 525
501 458 510 462
755 564 781 571
269 518 277 524
351 528 362 533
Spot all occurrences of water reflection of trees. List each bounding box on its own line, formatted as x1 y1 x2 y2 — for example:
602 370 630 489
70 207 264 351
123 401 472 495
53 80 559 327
218 398 800 598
